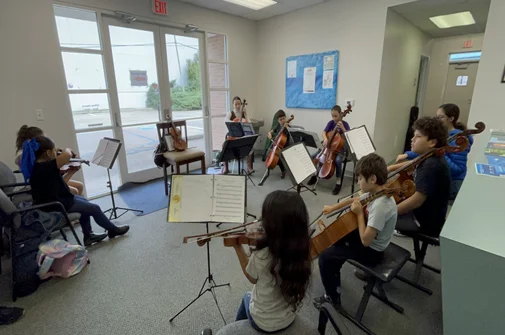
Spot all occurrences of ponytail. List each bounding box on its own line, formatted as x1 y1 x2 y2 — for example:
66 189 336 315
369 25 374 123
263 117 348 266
439 103 466 131
16 125 43 153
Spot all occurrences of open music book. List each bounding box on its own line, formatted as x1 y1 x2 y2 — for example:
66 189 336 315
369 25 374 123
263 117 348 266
168 174 246 224
91 137 122 169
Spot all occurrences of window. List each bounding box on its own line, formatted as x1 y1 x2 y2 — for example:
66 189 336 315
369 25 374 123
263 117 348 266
449 51 481 63
54 5 120 197
207 33 229 151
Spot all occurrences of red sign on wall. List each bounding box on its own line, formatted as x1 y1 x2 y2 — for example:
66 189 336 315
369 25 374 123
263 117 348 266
153 0 167 16
463 40 473 48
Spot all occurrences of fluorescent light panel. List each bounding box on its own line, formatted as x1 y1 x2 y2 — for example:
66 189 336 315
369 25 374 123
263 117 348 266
223 0 277 11
429 11 475 29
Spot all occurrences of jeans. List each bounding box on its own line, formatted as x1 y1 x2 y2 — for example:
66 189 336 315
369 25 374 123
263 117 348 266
318 231 383 303
68 195 116 237
236 292 292 333
312 149 344 179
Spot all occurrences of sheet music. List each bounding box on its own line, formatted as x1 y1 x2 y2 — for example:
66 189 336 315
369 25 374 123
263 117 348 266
168 175 214 222
281 143 317 184
101 140 121 169
92 139 107 165
212 175 245 223
345 127 375 160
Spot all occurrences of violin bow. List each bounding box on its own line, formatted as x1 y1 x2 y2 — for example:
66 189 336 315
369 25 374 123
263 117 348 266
183 218 261 244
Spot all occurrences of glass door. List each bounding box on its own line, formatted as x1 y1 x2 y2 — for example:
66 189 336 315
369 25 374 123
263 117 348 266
102 17 210 183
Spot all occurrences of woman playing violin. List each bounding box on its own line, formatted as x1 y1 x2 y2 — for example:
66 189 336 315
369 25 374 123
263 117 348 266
221 96 254 174
15 125 84 196
226 190 311 333
314 153 397 309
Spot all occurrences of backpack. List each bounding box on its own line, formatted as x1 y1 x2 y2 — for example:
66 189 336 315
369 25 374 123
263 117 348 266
37 239 88 279
154 137 168 168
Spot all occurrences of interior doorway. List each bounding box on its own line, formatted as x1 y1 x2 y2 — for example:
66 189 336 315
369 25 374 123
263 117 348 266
443 61 479 125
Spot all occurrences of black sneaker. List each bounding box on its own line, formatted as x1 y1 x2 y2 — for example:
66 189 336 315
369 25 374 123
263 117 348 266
84 233 108 247
108 225 130 239
307 176 317 185
313 294 341 310
332 183 342 195
0 306 25 325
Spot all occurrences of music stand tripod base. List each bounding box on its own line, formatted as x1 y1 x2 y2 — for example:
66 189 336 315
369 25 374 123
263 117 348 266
170 222 230 325
103 168 143 219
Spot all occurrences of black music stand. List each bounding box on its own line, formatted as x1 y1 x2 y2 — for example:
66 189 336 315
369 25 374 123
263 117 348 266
289 129 321 149
219 134 259 187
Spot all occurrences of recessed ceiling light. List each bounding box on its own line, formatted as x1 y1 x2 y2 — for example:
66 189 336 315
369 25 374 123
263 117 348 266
429 11 476 29
223 0 277 11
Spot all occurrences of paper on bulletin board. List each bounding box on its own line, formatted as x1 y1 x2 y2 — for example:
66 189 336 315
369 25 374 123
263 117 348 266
323 70 333 89
287 60 297 78
324 55 334 70
303 67 316 93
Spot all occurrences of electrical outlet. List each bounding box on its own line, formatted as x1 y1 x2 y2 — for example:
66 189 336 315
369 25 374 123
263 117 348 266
345 99 354 107
36 109 45 121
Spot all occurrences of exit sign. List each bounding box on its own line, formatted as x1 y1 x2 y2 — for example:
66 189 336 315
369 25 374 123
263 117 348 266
153 0 167 16
463 40 473 48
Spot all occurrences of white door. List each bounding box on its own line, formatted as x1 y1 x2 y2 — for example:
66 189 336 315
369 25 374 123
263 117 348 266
443 62 479 125
102 17 210 183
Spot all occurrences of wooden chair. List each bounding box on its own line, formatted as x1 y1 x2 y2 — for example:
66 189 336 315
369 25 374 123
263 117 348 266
156 121 206 195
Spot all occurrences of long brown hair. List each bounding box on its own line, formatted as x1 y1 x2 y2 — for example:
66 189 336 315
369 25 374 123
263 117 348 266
255 191 311 311
439 103 466 131
16 125 43 153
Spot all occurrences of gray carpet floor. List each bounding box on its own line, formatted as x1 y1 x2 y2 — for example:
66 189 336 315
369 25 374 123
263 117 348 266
0 162 442 335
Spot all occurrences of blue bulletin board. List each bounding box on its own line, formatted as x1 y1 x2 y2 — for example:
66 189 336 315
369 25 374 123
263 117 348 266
286 50 339 109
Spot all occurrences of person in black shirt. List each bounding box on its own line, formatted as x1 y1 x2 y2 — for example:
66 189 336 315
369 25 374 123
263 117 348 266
21 136 129 246
390 117 451 237
266 110 293 179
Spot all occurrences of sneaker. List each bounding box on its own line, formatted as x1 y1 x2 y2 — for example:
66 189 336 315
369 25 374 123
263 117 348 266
354 269 371 282
307 176 317 185
332 183 342 195
313 294 341 310
84 233 108 247
281 172 286 179
394 230 407 237
0 306 25 325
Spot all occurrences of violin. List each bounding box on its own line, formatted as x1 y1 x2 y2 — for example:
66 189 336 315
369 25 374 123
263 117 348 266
223 231 263 247
60 158 90 174
183 218 262 246
167 117 188 151
264 115 295 170
314 104 352 179
310 186 415 260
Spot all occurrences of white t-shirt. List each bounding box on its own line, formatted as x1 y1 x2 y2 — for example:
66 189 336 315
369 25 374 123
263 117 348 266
225 109 250 123
245 247 295 332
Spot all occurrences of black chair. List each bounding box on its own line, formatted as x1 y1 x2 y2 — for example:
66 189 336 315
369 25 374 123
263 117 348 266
335 243 411 334
395 233 441 295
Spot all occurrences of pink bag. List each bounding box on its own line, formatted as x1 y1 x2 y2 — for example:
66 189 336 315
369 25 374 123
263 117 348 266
37 239 88 279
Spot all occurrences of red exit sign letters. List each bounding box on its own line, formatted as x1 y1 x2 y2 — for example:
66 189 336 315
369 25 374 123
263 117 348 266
153 0 167 16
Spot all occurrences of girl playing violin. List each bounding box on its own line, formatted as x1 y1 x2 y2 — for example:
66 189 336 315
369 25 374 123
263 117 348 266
225 190 311 333
221 96 254 174
15 125 84 196
395 103 472 200
20 136 129 247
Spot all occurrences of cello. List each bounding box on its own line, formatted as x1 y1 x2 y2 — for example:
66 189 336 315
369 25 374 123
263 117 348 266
232 99 248 123
309 185 415 260
313 104 352 179
264 115 295 170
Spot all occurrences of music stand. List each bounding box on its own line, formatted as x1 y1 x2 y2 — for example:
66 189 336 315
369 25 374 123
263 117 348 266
219 134 259 186
92 137 143 219
289 129 321 149
344 125 376 163
280 143 317 195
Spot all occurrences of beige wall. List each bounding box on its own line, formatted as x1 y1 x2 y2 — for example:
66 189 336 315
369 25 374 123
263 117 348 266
0 0 257 173
256 0 418 144
422 33 484 117
374 10 432 162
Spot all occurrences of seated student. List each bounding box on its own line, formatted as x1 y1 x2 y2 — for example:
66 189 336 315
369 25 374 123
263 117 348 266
222 96 254 175
15 125 84 196
313 153 397 308
20 136 129 247
226 190 311 333
308 105 350 195
396 103 472 200
390 117 451 237
266 110 293 179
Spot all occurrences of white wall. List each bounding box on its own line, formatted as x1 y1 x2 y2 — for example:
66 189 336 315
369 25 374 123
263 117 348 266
467 0 505 162
422 33 484 117
0 0 257 171
256 0 417 141
373 9 431 162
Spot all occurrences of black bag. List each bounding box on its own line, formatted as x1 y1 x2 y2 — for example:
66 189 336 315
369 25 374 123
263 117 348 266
154 137 168 168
